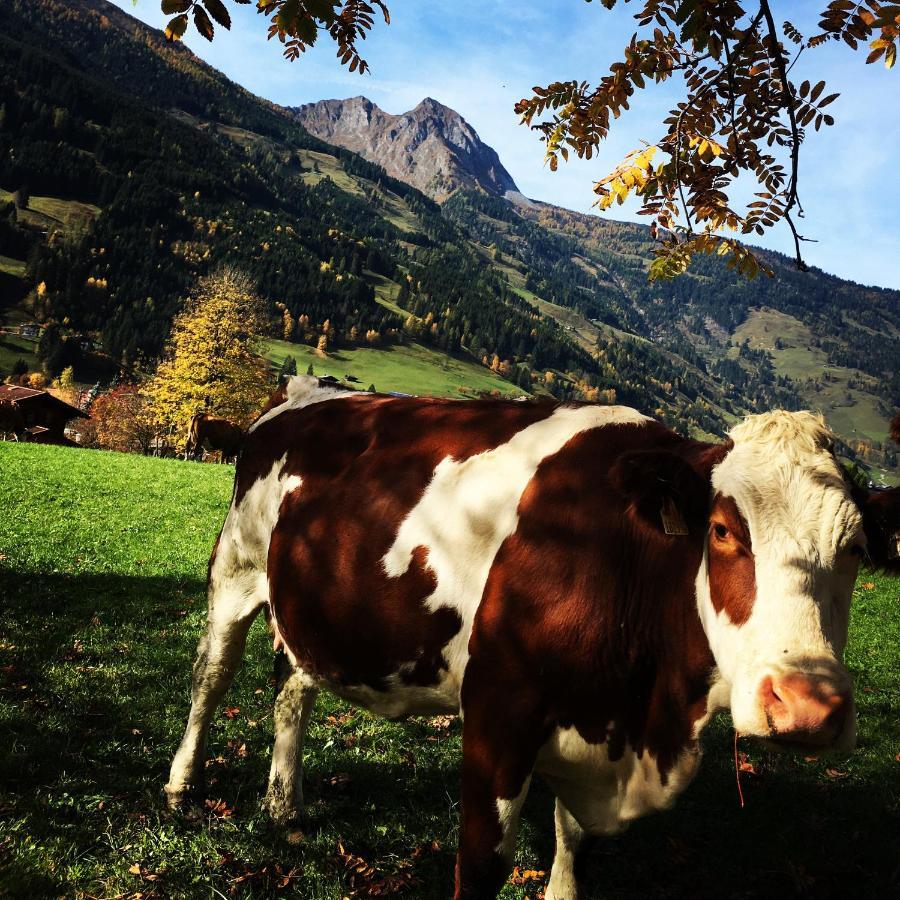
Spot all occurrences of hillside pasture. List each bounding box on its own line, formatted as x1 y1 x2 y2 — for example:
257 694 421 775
262 338 523 398
732 308 892 446
0 443 898 898
0 254 26 279
0 189 100 234
0 330 39 376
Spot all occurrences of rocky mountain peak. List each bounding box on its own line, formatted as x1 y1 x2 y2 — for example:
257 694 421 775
290 96 519 201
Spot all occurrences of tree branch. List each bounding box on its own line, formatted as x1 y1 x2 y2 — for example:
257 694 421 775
672 7 767 234
759 0 807 270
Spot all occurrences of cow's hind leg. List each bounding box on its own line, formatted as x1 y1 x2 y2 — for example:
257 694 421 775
545 798 586 900
263 650 319 825
165 566 265 813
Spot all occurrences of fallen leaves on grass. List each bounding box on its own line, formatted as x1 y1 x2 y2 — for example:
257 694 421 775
223 706 240 719
128 862 162 882
861 582 875 590
824 767 848 779
214 851 302 893
509 866 546 885
325 772 352 791
326 712 357 728
428 715 455 730
335 841 421 897
204 798 235 818
426 715 456 742
411 840 441 858
61 639 84 661
736 752 758 775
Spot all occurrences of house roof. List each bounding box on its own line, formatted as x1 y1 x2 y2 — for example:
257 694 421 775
0 385 43 402
0 383 89 418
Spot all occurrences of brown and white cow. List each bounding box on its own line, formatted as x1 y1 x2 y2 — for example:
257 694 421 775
165 377 900 899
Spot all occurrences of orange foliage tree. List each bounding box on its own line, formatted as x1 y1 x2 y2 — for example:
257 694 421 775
80 385 155 454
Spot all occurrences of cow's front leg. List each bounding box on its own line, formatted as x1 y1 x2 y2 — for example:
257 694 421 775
456 751 532 900
545 798 585 900
454 683 544 899
263 651 319 825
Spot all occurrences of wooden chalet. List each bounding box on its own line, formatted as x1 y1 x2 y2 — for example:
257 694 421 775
0 384 88 446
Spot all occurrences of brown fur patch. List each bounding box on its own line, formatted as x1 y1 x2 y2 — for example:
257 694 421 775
462 421 723 786
707 494 757 625
856 486 900 574
255 395 559 690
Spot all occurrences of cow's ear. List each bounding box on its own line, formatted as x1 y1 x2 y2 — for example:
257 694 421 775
857 487 900 573
609 449 710 536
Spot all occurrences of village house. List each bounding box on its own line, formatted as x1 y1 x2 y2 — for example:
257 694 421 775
0 384 88 446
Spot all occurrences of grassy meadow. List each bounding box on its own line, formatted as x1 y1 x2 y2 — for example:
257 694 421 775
262 338 522 399
732 308 892 448
0 442 898 898
0 190 100 236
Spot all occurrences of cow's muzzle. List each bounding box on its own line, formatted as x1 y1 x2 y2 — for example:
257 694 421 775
758 671 853 749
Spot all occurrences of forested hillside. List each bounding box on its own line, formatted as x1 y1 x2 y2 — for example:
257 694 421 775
1 0 897 474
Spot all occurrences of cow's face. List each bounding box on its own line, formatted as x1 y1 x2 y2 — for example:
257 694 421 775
696 412 861 751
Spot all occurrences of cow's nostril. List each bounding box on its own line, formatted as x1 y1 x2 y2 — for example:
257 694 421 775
763 673 852 745
825 693 850 729
759 675 783 709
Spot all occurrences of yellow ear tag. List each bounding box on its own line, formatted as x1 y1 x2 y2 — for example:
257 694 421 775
661 497 689 536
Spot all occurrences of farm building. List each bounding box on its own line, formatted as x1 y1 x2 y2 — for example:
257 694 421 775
0 384 88 446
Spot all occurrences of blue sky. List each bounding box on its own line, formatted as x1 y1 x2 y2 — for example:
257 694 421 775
115 0 899 289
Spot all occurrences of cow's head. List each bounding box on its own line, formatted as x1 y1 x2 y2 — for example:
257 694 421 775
614 411 900 751
697 411 877 752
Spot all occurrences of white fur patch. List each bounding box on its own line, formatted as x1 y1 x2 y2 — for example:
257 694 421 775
696 411 861 741
495 777 532 861
382 405 650 704
536 726 702 836
212 454 302 628
249 375 358 433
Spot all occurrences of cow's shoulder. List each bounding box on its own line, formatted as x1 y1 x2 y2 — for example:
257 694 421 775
250 375 360 432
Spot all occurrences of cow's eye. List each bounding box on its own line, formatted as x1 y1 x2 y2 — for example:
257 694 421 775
712 523 729 541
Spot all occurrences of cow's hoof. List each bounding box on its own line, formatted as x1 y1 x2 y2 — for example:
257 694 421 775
265 802 305 828
163 785 204 822
545 872 579 900
263 794 305 828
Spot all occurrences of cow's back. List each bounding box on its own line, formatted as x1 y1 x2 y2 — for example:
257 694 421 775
223 385 651 716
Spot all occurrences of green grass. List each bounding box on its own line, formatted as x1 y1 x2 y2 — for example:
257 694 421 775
0 189 100 233
0 255 26 279
262 338 523 398
295 151 366 198
1 443 898 898
0 331 39 375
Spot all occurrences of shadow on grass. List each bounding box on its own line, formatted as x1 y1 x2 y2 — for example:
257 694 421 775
1 569 898 898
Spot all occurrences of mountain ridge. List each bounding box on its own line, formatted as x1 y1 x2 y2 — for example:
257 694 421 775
291 95 520 201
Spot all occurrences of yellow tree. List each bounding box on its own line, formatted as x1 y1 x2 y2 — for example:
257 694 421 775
282 308 295 342
145 269 273 447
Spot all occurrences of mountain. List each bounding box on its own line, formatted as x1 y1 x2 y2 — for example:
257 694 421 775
291 96 520 201
0 0 897 479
